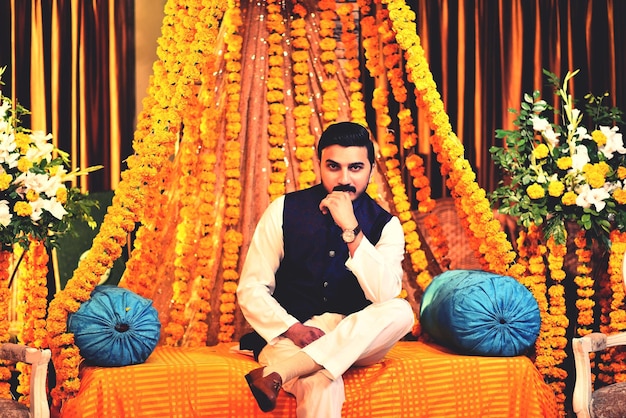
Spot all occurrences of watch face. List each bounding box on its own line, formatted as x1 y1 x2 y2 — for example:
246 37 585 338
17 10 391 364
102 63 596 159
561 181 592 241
342 230 356 243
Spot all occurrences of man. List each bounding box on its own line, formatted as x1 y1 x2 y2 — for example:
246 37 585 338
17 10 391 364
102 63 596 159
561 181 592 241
237 121 414 417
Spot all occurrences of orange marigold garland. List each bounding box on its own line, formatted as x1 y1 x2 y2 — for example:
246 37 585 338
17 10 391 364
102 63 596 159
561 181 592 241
165 108 202 347
47 0 226 406
318 0 340 126
383 0 520 279
407 155 450 270
290 2 317 190
0 249 12 399
266 0 288 201
162 0 217 348
378 5 448 272
184 95 219 347
597 230 626 384
545 235 569 411
184 1 229 347
573 230 595 337
359 2 432 294
16 238 49 406
336 2 367 125
217 4 245 343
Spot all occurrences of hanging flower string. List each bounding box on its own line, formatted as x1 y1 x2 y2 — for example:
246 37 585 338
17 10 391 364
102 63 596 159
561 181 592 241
573 231 595 337
383 0 520 279
406 154 451 270
290 2 317 190
47 0 224 404
16 237 49 406
266 0 288 201
184 74 219 347
119 0 190 297
516 225 564 409
360 2 432 296
336 2 366 126
378 4 450 274
162 0 208 348
217 3 245 344
545 235 569 411
318 0 339 126
0 250 12 399
597 230 626 384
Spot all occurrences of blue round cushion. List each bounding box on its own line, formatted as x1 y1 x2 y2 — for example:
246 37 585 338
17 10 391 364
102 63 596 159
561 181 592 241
420 269 541 356
67 285 161 367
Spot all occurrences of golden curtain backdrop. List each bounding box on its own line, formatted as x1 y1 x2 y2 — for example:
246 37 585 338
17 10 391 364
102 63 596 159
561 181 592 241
1 0 134 192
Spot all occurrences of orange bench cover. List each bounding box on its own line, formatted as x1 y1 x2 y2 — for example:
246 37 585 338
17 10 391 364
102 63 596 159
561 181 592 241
61 341 558 417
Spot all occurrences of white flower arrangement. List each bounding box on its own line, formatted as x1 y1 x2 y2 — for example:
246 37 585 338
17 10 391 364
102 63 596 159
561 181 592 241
0 68 100 250
490 69 626 247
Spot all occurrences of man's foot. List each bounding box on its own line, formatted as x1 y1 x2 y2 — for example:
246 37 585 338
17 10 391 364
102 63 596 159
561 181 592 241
245 367 283 412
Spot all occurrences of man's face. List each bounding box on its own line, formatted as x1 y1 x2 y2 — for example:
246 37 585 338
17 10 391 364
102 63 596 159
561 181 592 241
320 144 372 200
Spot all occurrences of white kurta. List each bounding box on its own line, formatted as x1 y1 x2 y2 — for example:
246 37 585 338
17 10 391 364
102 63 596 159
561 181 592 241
237 194 414 418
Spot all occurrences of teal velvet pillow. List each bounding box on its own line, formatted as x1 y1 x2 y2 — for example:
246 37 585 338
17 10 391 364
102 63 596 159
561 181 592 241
420 269 541 356
67 286 161 367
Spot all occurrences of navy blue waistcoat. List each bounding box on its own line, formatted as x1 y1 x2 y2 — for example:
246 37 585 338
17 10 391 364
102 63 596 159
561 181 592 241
273 184 393 323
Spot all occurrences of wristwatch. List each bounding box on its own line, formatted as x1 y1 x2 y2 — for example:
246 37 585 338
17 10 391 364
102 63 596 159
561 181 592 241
341 224 361 243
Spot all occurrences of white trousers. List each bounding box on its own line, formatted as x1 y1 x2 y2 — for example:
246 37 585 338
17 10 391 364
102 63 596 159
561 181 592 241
258 298 414 418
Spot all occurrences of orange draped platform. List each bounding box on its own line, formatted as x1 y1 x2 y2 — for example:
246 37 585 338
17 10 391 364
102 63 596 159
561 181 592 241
61 341 558 418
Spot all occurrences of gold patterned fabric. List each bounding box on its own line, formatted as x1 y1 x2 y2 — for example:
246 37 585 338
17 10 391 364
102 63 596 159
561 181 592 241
61 342 557 417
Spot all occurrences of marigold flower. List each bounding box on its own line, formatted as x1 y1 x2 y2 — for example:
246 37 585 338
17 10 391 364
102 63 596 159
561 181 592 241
591 129 607 146
533 143 550 159
527 183 545 199
562 191 578 205
557 156 572 170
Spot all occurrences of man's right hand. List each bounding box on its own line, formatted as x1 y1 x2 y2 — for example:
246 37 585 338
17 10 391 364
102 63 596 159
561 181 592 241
283 322 325 348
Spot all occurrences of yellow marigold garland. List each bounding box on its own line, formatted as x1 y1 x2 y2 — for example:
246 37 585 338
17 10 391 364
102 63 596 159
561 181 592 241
405 154 450 270
120 0 196 296
185 91 219 347
290 2 317 190
597 230 626 384
517 225 567 411
359 2 432 293
266 0 288 201
383 0 520 279
573 230 595 337
545 235 569 412
336 2 367 125
166 111 202 347
16 237 49 406
318 0 339 126
0 250 12 399
217 4 244 343
378 5 449 274
47 0 226 405
162 0 215 348
183 2 228 347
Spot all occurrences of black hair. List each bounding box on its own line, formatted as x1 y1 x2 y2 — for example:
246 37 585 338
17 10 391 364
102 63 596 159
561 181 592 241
317 122 375 165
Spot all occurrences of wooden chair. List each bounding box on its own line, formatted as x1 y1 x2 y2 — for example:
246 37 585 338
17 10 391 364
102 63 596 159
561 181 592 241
0 343 51 418
572 332 626 418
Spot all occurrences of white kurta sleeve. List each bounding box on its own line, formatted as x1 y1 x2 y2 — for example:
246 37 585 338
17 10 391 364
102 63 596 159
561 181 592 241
236 196 299 343
344 216 405 303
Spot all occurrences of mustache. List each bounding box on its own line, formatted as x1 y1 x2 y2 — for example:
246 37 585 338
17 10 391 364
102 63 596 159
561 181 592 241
333 185 357 193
